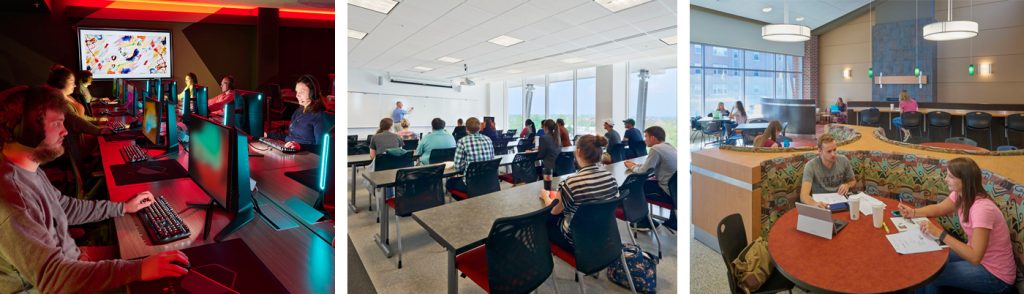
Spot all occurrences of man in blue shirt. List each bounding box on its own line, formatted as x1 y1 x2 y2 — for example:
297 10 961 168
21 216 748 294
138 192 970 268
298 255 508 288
622 118 646 158
417 118 457 165
390 101 413 132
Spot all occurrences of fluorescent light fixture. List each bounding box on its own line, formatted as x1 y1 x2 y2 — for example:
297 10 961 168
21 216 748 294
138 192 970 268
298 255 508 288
593 0 652 12
762 7 773 13
437 56 462 63
488 35 524 47
348 29 367 39
349 0 398 14
659 35 677 45
413 66 434 72
561 57 586 64
795 16 805 22
506 69 523 74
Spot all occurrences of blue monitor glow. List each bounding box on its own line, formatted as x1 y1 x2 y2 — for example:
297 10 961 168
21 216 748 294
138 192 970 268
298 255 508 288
187 114 253 242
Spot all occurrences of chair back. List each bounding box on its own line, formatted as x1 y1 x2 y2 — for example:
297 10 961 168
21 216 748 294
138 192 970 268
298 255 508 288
485 203 556 293
966 112 993 129
553 151 577 176
493 138 510 156
510 152 540 185
607 143 626 163
901 111 924 128
619 172 652 223
393 164 446 216
1007 114 1024 132
374 152 415 171
717 213 748 294
429 147 456 164
465 158 502 197
626 140 648 158
927 111 953 142
403 139 419 151
945 137 978 147
668 172 677 201
858 108 881 126
570 197 625 275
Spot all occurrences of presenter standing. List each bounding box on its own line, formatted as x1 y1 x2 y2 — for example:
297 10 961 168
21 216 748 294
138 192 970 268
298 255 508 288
391 101 413 132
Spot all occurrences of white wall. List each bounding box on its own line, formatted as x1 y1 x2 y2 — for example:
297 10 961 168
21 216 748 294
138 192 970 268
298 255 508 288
595 63 631 136
691 8 804 56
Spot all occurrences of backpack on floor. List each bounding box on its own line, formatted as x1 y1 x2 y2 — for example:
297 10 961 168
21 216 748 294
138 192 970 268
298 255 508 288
606 243 659 293
732 237 772 294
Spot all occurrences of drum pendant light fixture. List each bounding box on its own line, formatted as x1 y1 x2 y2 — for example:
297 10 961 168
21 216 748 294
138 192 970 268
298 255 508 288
762 0 810 42
923 0 978 41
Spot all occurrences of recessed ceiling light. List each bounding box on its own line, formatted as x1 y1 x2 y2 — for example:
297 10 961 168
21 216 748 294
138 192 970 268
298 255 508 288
561 57 586 64
594 0 652 12
437 56 462 63
349 0 398 14
413 66 433 72
506 69 523 74
488 35 524 47
659 35 677 45
762 7 773 13
795 16 805 22
348 29 367 40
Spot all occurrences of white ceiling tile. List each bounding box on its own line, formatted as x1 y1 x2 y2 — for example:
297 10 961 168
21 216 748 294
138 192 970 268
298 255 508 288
465 0 529 15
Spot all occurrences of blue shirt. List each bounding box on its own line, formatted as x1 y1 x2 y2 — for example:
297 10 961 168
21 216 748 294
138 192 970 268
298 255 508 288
481 127 499 143
391 108 408 123
285 110 325 146
417 129 457 165
623 127 643 144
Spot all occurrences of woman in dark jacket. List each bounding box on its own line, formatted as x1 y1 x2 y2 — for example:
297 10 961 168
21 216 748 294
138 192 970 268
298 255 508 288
536 119 561 191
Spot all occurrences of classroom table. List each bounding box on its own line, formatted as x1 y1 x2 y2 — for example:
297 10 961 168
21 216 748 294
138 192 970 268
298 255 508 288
918 142 989 152
410 157 643 293
767 197 947 293
98 133 334 293
347 151 420 213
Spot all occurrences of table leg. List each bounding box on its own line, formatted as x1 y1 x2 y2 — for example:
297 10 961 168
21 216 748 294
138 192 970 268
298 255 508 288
349 165 359 213
448 249 458 294
374 187 393 257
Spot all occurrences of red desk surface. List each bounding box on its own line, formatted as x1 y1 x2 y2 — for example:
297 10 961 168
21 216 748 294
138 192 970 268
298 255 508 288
768 197 948 293
919 142 989 152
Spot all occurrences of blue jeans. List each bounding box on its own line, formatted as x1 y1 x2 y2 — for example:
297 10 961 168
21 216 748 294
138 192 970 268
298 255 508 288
916 250 1013 294
893 117 903 129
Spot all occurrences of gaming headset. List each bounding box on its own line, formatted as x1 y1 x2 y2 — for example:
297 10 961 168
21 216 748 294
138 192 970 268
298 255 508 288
1 86 50 148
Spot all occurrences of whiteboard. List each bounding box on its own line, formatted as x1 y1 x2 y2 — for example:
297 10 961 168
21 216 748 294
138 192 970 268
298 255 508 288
347 91 485 128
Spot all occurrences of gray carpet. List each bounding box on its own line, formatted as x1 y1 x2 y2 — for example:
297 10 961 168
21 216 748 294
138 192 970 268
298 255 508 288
348 236 377 294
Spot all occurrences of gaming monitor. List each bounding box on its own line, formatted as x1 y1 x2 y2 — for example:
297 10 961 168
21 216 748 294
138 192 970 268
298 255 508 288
139 98 179 150
142 100 159 145
232 91 266 138
194 86 209 117
187 114 253 242
77 28 172 79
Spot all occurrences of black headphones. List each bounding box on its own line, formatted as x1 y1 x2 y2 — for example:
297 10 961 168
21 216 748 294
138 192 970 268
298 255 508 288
10 86 50 148
298 74 321 101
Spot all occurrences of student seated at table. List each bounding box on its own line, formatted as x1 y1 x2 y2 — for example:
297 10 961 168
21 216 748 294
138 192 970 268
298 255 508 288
74 70 110 107
417 118 456 165
800 134 856 208
396 118 417 140
536 119 562 195
446 117 494 199
0 85 189 293
49 65 106 125
208 75 236 118
368 118 404 162
708 101 730 118
898 158 1015 294
539 134 619 252
556 118 571 147
176 72 198 115
264 75 326 151
729 101 748 124
753 120 783 148
624 126 678 230
892 90 919 140
452 118 467 142
519 119 536 139
480 117 499 143
603 119 621 147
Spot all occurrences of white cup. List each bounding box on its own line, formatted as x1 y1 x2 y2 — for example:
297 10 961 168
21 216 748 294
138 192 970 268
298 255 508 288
849 196 861 221
872 204 884 228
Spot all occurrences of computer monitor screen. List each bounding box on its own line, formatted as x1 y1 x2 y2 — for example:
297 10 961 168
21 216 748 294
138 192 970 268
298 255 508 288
125 83 136 110
234 91 265 138
195 86 209 117
188 115 232 208
142 100 160 145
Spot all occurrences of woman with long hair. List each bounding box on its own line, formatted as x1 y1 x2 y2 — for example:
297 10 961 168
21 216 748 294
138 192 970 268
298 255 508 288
753 120 783 148
536 119 562 196
265 75 327 152
729 101 748 124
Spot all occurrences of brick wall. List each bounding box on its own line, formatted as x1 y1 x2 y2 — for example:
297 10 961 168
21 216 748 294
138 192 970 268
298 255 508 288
804 35 819 105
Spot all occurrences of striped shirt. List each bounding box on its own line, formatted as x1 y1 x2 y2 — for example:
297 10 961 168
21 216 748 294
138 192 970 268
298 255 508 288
454 133 494 174
558 165 619 244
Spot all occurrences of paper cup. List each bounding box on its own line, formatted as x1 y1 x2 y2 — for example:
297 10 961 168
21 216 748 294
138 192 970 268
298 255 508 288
849 196 861 221
872 204 884 228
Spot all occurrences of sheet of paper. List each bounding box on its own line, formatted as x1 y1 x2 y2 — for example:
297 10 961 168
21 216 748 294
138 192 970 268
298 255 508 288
886 229 942 254
812 193 848 205
890 217 930 232
854 193 885 215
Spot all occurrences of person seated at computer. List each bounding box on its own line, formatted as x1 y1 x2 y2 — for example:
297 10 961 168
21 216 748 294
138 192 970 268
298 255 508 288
708 101 730 118
176 72 198 115
0 85 189 293
536 119 562 196
452 118 467 142
264 75 326 151
556 118 571 147
74 70 110 106
208 75 236 118
396 118 417 140
539 134 619 252
624 126 678 230
519 119 536 139
417 118 456 165
897 158 1015 294
800 134 856 208
49 65 107 125
480 117 499 143
446 117 494 199
753 120 783 148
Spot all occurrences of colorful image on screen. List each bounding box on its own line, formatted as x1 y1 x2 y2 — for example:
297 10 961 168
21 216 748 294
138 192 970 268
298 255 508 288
78 28 171 79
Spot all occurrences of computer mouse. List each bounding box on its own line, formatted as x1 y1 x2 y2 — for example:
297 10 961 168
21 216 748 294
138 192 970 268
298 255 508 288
171 261 190 271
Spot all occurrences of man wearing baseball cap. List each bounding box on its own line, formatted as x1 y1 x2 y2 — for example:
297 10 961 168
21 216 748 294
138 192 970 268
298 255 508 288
622 118 646 158
603 119 621 147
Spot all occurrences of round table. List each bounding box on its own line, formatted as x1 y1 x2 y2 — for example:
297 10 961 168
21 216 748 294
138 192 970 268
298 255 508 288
919 142 989 152
767 197 948 293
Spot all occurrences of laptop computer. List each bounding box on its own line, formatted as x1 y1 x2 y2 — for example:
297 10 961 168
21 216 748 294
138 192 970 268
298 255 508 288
796 202 849 239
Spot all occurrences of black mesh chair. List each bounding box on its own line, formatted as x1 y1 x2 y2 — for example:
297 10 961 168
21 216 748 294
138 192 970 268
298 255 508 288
900 111 925 142
626 140 647 159
550 197 637 293
493 138 510 156
648 172 676 232
387 164 446 269
614 171 662 258
965 112 994 150
499 152 539 185
369 152 415 216
927 111 953 143
504 129 517 138
448 158 501 201
402 139 419 151
1002 113 1024 149
347 135 361 155
553 151 576 177
607 143 626 163
428 147 456 164
456 202 558 293
718 214 794 294
699 121 723 149
858 108 881 127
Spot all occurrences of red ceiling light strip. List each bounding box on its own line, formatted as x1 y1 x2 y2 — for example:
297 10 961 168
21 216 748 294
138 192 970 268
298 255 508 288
65 0 333 21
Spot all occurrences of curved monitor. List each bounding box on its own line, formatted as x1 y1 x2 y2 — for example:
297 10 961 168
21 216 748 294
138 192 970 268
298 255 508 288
78 28 172 79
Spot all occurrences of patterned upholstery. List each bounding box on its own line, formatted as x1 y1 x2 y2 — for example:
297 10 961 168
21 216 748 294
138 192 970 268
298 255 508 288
759 151 1024 279
720 124 862 153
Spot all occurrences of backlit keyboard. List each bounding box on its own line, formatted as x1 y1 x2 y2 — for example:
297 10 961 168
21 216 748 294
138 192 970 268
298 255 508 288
137 196 191 245
259 137 297 153
120 144 150 163
110 120 130 133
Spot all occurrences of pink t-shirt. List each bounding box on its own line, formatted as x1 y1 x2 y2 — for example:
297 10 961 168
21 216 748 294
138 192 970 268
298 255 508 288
899 99 919 112
948 191 1016 285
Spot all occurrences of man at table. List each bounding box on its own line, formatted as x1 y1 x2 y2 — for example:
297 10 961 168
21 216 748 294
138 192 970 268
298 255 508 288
800 134 856 208
446 117 494 199
624 126 677 230
0 86 188 293
603 119 621 146
417 118 456 165
391 101 413 132
622 118 645 158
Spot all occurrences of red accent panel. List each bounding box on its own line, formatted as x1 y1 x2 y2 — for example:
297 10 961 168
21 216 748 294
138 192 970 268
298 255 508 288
647 199 673 209
449 189 468 200
550 242 576 268
498 173 514 184
614 207 626 221
455 245 490 292
385 198 396 209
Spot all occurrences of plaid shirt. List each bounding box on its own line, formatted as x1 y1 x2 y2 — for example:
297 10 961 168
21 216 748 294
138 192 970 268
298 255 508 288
454 133 494 174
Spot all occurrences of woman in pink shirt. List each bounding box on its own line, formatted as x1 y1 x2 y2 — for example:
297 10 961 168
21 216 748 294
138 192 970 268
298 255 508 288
898 158 1015 293
892 90 919 140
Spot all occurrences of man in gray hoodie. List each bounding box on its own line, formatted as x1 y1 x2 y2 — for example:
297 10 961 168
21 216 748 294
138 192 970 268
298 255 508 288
0 85 188 293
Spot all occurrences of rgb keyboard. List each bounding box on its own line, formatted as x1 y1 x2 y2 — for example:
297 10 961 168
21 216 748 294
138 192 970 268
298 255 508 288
137 196 191 245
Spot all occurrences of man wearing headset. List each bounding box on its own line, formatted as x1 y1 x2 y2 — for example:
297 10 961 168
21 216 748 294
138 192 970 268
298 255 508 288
0 86 189 293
